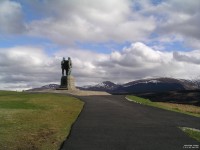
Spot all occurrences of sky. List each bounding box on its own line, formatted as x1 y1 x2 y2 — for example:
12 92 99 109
0 0 200 90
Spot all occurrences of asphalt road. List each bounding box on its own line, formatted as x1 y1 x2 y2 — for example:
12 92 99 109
61 95 200 150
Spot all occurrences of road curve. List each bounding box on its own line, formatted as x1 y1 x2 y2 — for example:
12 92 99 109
61 95 200 150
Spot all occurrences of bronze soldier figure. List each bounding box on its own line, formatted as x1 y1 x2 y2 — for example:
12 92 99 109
61 57 72 76
67 57 72 75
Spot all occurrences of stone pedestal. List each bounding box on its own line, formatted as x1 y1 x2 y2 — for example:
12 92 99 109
58 75 76 90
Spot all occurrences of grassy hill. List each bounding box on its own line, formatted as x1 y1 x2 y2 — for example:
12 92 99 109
0 91 84 150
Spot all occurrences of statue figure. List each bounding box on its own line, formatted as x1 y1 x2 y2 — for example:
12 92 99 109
58 57 75 90
61 57 72 76
67 57 72 75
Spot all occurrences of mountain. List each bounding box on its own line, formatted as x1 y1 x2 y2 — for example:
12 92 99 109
26 78 200 94
78 81 120 92
179 79 200 89
26 84 59 91
80 78 200 94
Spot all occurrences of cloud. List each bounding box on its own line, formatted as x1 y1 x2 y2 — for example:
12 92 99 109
159 12 200 40
15 0 198 51
173 50 200 64
0 46 61 90
1 42 200 90
56 42 200 84
1 0 200 50
139 0 200 48
0 0 25 34
26 0 156 44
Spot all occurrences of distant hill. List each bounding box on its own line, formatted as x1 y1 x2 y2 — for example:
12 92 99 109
26 84 59 91
26 78 200 106
78 81 120 92
26 78 200 94
79 78 200 94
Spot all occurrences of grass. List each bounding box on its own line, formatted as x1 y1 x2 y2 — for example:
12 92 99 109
126 95 200 117
0 90 84 150
180 127 200 142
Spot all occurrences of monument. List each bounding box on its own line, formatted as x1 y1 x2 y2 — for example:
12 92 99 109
58 57 76 90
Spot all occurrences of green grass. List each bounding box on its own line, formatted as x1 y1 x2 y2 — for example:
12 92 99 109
126 95 200 117
0 100 44 109
180 127 200 142
126 95 154 105
0 91 84 150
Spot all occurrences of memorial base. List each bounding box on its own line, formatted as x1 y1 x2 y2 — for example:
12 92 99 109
57 75 76 90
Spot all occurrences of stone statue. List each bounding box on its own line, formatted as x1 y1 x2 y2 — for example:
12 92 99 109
67 57 72 75
61 57 72 76
58 57 76 90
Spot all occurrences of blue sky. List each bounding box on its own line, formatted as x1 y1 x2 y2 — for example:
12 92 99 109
0 0 200 90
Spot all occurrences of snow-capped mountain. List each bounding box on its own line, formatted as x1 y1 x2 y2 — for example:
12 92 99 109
80 78 200 94
189 80 200 89
26 78 200 93
78 81 120 92
26 84 59 91
179 79 199 89
41 84 60 89
95 81 118 89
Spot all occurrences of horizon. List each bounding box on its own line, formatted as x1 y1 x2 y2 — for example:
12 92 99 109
14 77 200 91
0 0 200 90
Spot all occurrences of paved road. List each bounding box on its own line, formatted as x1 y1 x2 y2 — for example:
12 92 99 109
61 95 200 150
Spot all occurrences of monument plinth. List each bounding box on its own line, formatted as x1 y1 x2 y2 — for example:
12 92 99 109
60 75 76 90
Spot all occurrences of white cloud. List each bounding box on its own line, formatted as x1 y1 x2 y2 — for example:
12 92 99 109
0 0 25 34
1 0 200 49
139 0 200 48
173 50 200 64
1 42 200 90
19 0 199 50
0 46 61 90
26 0 156 44
1 0 200 90
62 42 200 84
